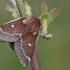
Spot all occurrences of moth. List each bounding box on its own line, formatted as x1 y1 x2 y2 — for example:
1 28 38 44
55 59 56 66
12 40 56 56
0 16 40 66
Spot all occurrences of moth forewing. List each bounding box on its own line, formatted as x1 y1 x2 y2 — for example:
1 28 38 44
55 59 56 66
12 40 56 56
14 29 39 66
0 17 26 42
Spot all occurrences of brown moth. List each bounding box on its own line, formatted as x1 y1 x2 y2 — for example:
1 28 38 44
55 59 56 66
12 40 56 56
0 16 40 66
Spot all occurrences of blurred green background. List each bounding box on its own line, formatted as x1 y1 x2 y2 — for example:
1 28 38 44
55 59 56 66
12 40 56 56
0 0 70 70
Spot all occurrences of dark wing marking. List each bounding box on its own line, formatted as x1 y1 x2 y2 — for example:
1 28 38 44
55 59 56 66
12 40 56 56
14 30 38 66
8 42 14 51
0 17 26 42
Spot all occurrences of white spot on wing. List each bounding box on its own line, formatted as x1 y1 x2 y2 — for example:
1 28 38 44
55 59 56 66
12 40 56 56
28 43 32 47
33 32 37 35
11 24 14 28
23 19 26 24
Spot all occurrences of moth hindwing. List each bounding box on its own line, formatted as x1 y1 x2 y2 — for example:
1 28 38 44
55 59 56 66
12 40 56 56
0 16 41 66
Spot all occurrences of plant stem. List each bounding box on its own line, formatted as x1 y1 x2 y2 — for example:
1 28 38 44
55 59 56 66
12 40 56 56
31 45 41 70
15 0 26 17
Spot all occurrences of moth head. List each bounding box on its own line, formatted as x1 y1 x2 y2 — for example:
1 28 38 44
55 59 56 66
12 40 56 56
22 16 41 33
30 19 40 32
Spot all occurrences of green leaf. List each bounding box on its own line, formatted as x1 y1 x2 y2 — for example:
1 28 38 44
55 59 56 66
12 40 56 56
48 7 60 23
23 1 32 16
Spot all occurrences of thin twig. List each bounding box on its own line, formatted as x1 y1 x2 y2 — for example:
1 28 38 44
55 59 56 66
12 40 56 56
31 45 41 70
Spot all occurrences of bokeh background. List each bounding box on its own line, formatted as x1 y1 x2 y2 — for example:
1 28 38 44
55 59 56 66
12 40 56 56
0 0 70 70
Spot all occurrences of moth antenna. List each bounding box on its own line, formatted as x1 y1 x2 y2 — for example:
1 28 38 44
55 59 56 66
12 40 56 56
33 4 39 17
60 0 67 8
49 27 52 30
